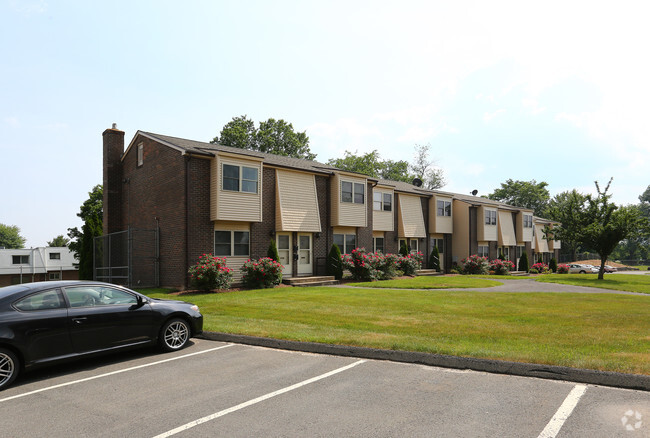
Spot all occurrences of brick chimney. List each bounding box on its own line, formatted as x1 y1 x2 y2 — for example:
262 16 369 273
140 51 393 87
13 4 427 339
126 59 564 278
103 123 125 235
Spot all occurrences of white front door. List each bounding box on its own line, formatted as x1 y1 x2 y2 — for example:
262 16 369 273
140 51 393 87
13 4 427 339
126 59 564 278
277 233 292 277
297 233 313 276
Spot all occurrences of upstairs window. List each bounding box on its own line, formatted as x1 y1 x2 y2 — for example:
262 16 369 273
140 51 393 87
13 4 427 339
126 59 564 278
137 143 144 167
222 164 258 194
341 181 364 204
373 192 392 211
523 214 533 228
485 210 497 225
437 200 451 216
49 253 61 260
12 255 29 265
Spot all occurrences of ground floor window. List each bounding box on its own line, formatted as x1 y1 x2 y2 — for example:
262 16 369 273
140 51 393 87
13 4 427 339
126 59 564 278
214 230 250 256
334 233 356 254
373 237 384 253
49 272 61 280
399 238 419 254
432 238 444 254
478 245 489 258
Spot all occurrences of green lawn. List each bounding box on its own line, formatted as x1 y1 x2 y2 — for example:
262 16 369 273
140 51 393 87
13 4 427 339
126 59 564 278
535 273 650 294
349 276 500 289
142 285 650 375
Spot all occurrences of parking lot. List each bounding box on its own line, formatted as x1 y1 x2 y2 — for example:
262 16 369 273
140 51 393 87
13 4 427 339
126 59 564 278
1 339 648 437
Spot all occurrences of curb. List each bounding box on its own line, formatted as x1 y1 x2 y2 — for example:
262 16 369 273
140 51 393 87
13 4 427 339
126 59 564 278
200 332 650 392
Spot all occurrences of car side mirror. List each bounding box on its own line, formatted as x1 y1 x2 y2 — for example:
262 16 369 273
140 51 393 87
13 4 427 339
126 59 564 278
136 295 146 307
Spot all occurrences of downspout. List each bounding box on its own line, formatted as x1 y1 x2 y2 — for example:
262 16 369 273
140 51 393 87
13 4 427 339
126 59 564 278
184 153 190 289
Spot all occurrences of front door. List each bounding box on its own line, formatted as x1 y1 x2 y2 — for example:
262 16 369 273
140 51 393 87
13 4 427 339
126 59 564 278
297 233 313 276
277 233 292 277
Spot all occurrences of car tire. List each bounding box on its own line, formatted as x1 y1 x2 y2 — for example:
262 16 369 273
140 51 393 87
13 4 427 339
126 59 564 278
579 270 586 274
159 318 191 352
0 348 19 391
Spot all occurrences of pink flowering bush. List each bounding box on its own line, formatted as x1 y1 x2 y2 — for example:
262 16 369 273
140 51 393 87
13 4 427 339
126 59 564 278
460 255 489 275
557 264 570 274
188 254 233 291
341 248 400 281
398 251 423 276
241 257 283 289
529 262 550 274
489 259 515 275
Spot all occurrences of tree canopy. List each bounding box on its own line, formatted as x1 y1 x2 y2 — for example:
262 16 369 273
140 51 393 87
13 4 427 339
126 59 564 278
211 115 316 160
0 223 25 249
68 185 103 280
410 143 445 189
546 189 589 261
487 179 550 216
47 235 70 247
327 150 413 183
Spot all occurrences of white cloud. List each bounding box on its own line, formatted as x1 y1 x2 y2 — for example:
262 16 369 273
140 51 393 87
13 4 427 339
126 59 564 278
3 117 19 127
522 98 546 115
8 0 47 16
483 109 505 123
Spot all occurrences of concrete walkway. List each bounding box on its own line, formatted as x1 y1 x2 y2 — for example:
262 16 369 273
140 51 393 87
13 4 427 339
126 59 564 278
338 277 650 296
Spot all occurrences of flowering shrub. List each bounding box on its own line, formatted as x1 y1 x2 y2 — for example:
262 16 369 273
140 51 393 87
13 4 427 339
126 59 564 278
489 259 515 275
557 264 570 274
241 257 283 289
529 262 550 274
398 251 423 276
341 248 401 281
460 255 489 275
188 254 233 291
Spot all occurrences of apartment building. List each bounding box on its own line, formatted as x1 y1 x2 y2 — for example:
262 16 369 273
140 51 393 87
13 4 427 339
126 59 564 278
102 126 560 288
0 247 78 287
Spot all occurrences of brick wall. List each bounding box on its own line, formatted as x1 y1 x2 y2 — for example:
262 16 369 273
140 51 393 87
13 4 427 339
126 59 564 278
186 156 214 283
357 181 374 251
121 136 187 288
314 175 329 275
102 128 125 235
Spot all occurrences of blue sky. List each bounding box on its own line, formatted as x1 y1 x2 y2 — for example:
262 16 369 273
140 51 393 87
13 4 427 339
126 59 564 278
1 0 649 248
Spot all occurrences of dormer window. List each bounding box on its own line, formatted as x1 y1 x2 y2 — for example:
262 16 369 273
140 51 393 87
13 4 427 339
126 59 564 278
523 214 533 228
342 181 364 204
437 200 451 216
222 164 258 194
485 210 497 225
373 192 392 211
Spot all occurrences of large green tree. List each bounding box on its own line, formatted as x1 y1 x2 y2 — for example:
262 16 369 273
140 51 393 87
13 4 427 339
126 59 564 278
47 235 70 247
488 179 550 216
546 189 590 261
67 185 103 280
410 143 445 189
327 150 413 183
211 115 316 160
0 223 25 249
551 179 648 279
611 184 650 262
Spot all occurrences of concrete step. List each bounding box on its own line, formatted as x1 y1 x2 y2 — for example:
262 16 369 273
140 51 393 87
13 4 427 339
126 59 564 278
416 269 442 276
283 276 336 286
293 280 340 287
509 271 529 276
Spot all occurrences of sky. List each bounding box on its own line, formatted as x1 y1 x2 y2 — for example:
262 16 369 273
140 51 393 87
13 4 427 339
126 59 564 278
1 0 649 248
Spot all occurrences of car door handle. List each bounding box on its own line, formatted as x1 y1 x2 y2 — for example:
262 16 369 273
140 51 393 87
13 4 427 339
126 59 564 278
72 317 88 324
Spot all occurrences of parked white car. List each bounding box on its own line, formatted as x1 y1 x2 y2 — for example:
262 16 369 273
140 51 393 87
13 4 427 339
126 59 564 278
568 264 599 274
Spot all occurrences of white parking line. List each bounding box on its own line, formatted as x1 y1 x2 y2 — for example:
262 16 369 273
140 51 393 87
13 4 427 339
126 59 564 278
537 384 587 438
0 344 233 403
151 359 367 438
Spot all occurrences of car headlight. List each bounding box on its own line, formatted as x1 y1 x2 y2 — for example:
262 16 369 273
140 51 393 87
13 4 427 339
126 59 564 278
190 305 200 312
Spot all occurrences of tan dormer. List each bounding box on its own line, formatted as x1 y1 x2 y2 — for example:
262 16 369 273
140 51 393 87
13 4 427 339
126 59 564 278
331 172 367 227
210 152 264 222
533 222 549 253
516 210 534 243
477 206 498 242
429 195 453 234
373 185 394 231
275 169 321 232
497 210 517 247
397 193 426 238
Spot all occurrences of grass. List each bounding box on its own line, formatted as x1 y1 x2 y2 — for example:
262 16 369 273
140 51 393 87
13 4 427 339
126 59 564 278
349 276 500 289
535 273 650 294
141 284 650 375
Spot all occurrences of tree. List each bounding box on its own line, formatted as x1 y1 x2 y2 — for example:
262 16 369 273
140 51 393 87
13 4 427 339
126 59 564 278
429 246 441 271
327 244 343 280
410 143 445 189
267 239 280 263
68 185 103 280
47 235 70 247
212 115 316 160
518 251 529 272
327 150 413 183
487 179 550 216
399 241 409 257
546 190 590 261
0 224 25 249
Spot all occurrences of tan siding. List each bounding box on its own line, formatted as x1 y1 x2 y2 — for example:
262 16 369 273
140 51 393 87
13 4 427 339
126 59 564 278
330 174 340 226
452 201 470 261
372 231 385 238
429 195 453 234
372 188 394 231
516 211 534 243
275 170 321 232
333 226 356 235
397 194 426 238
225 257 247 283
498 211 517 246
215 155 263 222
534 224 549 253
214 221 250 232
478 206 498 242
335 175 367 227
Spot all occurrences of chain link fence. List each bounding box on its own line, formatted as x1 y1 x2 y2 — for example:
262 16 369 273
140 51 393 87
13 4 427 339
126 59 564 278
94 228 159 288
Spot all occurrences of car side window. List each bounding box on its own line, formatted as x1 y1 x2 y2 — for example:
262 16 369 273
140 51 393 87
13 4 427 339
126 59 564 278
14 290 65 311
63 286 138 307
